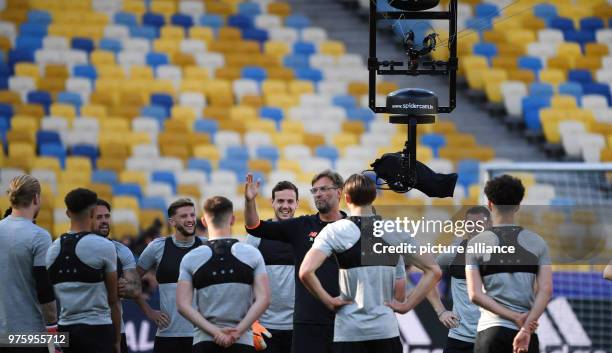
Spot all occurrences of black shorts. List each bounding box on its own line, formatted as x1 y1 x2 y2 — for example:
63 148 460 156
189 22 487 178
262 329 293 353
120 333 128 353
154 336 193 353
474 327 539 353
332 336 402 353
444 337 475 353
192 341 255 353
292 323 334 353
58 323 114 353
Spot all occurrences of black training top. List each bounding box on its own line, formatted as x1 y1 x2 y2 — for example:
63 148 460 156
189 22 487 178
246 212 345 325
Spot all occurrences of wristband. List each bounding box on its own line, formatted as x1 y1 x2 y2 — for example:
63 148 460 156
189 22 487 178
520 327 531 334
46 323 58 333
437 310 448 318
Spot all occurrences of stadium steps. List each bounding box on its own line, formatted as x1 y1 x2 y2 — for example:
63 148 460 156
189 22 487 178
286 0 550 162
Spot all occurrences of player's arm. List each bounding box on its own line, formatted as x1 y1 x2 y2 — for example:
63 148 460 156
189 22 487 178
244 174 291 242
425 285 459 328
604 261 612 281
135 266 170 328
299 248 352 311
522 265 552 330
33 232 57 327
234 273 271 336
100 242 121 351
176 280 225 336
119 268 141 299
394 256 407 302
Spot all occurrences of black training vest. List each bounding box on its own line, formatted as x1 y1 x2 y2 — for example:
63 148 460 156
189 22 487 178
156 236 203 284
258 238 294 266
48 232 105 284
449 239 469 279
478 226 539 277
116 245 124 278
335 216 399 270
192 238 254 289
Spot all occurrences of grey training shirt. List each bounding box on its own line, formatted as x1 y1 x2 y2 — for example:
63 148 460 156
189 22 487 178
0 216 53 333
114 240 136 334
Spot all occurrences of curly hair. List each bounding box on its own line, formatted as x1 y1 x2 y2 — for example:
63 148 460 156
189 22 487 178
483 175 525 213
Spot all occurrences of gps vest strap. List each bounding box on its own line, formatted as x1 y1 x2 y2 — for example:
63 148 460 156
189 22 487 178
193 238 254 289
156 236 203 284
48 232 105 284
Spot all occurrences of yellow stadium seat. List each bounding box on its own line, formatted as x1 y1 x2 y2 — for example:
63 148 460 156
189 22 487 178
15 63 40 79
184 66 209 81
460 55 488 76
129 65 154 80
505 30 535 47
493 17 522 31
585 43 608 57
140 209 166 228
65 156 92 173
96 158 124 173
160 25 184 40
347 82 368 96
171 106 197 121
15 104 44 120
96 65 125 79
319 41 346 56
262 80 287 96
557 43 582 59
574 56 601 72
203 80 232 97
128 131 152 146
91 50 116 66
333 132 359 146
206 2 233 16
193 145 221 161
246 120 276 134
267 67 295 81
58 170 91 186
149 79 176 96
33 157 62 174
216 67 242 81
154 39 180 55
53 222 70 238
248 159 273 174
551 95 578 109
9 142 35 159
466 68 490 90
113 195 139 211
601 148 612 162
522 16 546 31
492 56 517 70
7 130 35 145
342 121 365 136
11 116 39 131
268 2 291 17
150 0 176 16
164 119 192 133
539 69 566 87
277 159 302 174
457 30 479 56
289 81 315 96
280 120 304 134
230 106 257 121
446 133 477 147
272 133 304 146
180 80 206 94
482 30 506 44
100 118 130 131
0 91 21 105
119 170 148 186
45 65 68 80
264 41 290 57
123 0 146 16
219 27 242 41
81 104 107 120
189 27 214 43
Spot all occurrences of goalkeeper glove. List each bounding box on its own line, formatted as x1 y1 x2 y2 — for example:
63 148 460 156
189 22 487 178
252 321 272 351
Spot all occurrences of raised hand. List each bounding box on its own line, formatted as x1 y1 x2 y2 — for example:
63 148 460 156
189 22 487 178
245 173 260 201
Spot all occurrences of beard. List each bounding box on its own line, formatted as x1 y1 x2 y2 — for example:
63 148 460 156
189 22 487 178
315 200 332 214
176 224 196 237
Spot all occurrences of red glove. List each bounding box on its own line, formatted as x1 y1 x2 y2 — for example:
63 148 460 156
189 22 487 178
252 321 271 351
46 324 63 353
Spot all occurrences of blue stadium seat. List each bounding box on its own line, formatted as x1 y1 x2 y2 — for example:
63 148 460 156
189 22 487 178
242 66 267 82
199 14 224 30
522 96 550 131
0 62 9 77
529 82 554 97
219 159 248 179
256 146 279 164
193 119 218 136
130 26 158 40
114 12 138 27
283 54 310 70
465 17 492 32
242 28 268 44
152 171 176 192
550 197 575 207
19 23 48 37
140 196 167 211
457 159 480 190
150 93 174 111
36 130 61 146
249 171 266 187
568 69 592 84
332 95 357 110
315 146 339 162
71 37 94 53
564 30 595 46
39 144 66 168
533 3 557 21
421 133 446 157
99 38 122 53
71 144 98 166
226 146 250 161
16 36 43 51
27 10 52 25
0 52 5 64
285 14 311 30
143 12 165 28
238 2 261 16
171 14 193 30
141 105 168 126
347 108 375 123
73 64 97 80
558 82 583 102
8 49 34 69
293 41 316 56
92 170 117 185
583 83 611 104
112 183 142 199
608 18 612 29
295 68 322 82
518 56 543 73
0 103 14 119
27 91 52 114
228 14 254 29
187 158 213 175
146 52 168 68
473 42 497 61
580 17 604 32
260 107 284 128
475 3 499 18
550 17 574 32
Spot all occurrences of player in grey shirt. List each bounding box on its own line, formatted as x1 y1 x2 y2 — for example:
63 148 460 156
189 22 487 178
93 199 141 353
466 175 552 353
245 181 298 353
425 206 491 353
177 196 270 353
300 174 442 353
136 198 205 353
46 188 121 353
0 175 57 353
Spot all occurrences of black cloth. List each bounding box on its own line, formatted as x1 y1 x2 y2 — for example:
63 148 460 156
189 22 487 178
153 336 193 353
32 266 54 304
48 232 105 284
332 336 402 353
444 337 475 353
0 348 48 353
193 238 254 289
291 323 334 353
246 213 345 325
156 236 203 284
262 329 293 353
120 333 128 353
474 327 539 353
192 342 255 353
58 323 114 353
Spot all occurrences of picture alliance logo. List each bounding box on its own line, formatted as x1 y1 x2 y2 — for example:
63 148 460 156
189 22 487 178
392 102 434 110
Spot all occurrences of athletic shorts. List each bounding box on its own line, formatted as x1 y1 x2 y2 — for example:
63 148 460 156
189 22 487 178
192 341 255 353
120 333 128 353
58 323 114 353
444 337 475 353
153 336 193 353
332 336 402 353
291 323 334 353
474 327 539 353
262 329 293 353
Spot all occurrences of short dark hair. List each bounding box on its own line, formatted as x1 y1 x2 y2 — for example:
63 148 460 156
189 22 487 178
65 188 98 216
203 196 233 227
96 199 112 212
344 174 376 206
311 169 343 188
484 175 525 213
168 198 195 218
465 206 490 219
271 181 299 201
